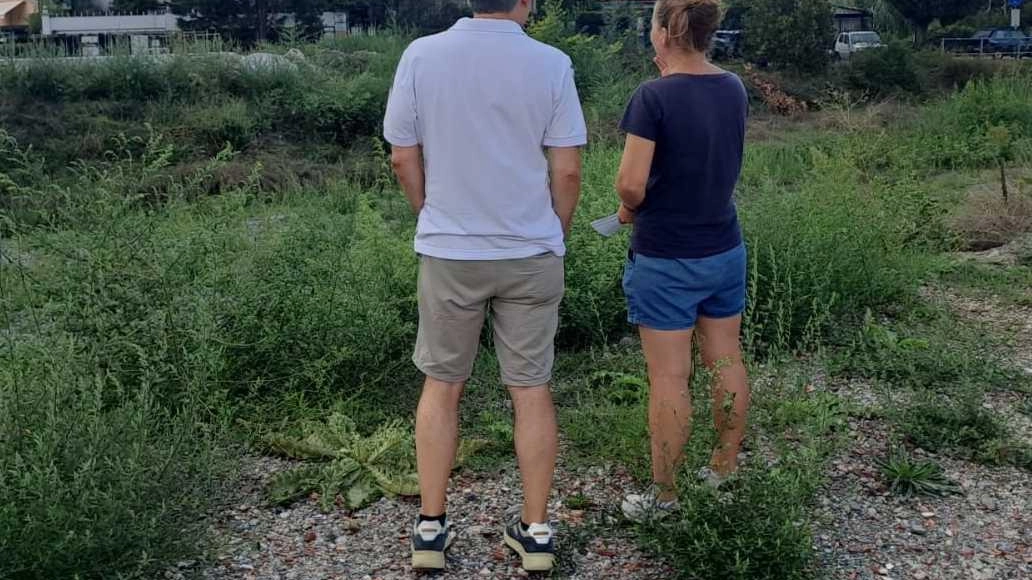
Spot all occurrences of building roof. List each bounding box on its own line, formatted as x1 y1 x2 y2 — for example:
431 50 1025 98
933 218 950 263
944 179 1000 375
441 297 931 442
0 1 26 18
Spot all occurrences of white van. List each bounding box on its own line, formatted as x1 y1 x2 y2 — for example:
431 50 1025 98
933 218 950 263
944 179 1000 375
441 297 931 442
834 31 884 59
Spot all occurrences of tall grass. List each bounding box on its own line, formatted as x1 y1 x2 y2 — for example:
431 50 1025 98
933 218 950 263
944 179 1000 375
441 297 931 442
3 31 1031 580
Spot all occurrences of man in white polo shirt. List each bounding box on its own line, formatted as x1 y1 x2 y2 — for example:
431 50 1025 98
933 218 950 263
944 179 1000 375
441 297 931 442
384 0 586 572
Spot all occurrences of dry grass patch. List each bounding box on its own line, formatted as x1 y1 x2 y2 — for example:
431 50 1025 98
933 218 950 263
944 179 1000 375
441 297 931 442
951 169 1032 251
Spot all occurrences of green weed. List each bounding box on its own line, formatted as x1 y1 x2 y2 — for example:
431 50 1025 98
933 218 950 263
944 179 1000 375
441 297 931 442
876 451 961 497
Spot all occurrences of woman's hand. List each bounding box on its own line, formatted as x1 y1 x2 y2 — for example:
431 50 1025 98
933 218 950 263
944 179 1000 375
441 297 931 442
653 55 670 77
618 203 636 225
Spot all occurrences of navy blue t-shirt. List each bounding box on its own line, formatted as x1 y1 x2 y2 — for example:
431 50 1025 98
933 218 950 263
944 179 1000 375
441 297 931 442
620 72 747 259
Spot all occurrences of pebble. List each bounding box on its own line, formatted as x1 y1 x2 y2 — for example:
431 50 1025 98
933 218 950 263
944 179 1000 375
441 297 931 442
165 455 673 580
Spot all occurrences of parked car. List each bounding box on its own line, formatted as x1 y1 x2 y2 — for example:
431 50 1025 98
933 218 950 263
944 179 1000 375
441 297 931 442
834 31 883 59
711 29 743 60
966 28 1031 56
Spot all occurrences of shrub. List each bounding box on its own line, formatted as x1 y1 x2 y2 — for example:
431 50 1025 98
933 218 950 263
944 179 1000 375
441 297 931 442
560 146 631 346
217 193 420 415
742 0 834 73
914 51 1009 92
835 312 1020 394
740 149 928 351
528 0 625 103
840 42 922 97
640 455 820 580
0 338 231 580
182 98 258 152
1 60 80 101
294 72 391 144
902 395 1008 460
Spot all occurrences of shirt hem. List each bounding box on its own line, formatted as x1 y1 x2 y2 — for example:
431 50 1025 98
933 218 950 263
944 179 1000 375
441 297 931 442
384 133 420 147
543 135 588 148
415 241 566 261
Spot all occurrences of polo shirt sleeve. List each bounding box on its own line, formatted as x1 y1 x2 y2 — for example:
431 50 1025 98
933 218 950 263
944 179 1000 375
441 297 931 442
383 48 420 147
620 84 661 142
543 60 588 148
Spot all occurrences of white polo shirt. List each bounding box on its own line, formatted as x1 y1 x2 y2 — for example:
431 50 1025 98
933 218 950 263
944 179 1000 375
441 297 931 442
383 17 588 260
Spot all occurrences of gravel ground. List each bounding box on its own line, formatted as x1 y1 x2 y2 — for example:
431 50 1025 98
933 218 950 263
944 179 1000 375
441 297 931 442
816 281 1032 580
814 417 1031 580
170 455 672 580
164 274 1031 580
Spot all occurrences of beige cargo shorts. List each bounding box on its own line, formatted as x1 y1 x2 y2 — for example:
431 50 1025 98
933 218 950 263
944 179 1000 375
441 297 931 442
414 254 565 387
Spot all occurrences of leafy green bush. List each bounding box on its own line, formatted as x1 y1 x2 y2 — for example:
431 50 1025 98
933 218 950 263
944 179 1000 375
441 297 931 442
840 42 922 97
914 51 1010 92
1 60 80 101
835 311 1022 394
560 146 629 346
902 395 1008 459
218 195 419 409
740 150 928 351
183 98 258 152
0 338 231 580
294 72 391 144
640 455 820 580
528 0 625 103
904 74 1032 171
742 0 834 73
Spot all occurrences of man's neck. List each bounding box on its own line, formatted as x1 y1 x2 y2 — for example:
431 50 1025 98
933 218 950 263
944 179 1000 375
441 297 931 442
473 13 519 22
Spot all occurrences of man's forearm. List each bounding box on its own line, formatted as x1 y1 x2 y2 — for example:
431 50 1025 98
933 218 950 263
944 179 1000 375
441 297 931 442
549 148 583 238
397 166 425 213
551 178 580 238
391 147 425 214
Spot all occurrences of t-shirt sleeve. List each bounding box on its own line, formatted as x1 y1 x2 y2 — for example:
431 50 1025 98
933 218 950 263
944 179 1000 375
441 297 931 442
383 48 420 147
619 84 661 142
543 60 588 148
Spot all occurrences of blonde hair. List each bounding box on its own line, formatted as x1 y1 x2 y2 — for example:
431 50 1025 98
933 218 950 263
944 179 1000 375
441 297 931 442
653 0 723 53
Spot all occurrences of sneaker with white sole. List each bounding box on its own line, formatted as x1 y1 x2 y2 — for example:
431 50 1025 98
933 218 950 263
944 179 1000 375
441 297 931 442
697 467 728 489
503 519 555 572
411 518 455 571
621 485 680 523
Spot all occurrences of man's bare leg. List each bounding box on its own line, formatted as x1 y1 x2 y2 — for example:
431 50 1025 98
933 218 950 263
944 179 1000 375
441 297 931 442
509 385 559 524
415 377 465 516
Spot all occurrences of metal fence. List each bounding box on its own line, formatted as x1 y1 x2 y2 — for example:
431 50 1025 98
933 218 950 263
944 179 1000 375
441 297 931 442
941 37 1031 58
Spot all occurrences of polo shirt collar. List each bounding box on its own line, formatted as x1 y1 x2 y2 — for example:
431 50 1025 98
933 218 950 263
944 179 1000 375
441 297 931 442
451 17 526 35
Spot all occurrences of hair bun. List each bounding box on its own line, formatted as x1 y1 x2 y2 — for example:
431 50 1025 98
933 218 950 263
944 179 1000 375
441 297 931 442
655 0 723 53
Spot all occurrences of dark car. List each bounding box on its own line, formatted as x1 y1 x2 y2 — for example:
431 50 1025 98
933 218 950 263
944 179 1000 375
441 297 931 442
711 30 743 60
968 28 1031 55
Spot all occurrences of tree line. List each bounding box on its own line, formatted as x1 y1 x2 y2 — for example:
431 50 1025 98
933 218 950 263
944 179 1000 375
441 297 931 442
56 1 471 43
56 1 1015 49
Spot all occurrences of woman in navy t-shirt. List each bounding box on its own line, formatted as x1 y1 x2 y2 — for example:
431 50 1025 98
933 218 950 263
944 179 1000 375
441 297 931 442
616 0 751 522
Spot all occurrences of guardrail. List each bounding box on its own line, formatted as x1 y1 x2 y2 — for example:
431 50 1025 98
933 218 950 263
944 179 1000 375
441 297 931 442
940 37 1031 58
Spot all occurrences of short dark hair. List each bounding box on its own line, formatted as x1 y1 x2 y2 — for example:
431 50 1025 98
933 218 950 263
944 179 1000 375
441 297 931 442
470 0 520 14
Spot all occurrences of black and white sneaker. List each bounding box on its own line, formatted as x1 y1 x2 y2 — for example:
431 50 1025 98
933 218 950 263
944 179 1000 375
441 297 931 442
410 518 455 571
503 519 555 572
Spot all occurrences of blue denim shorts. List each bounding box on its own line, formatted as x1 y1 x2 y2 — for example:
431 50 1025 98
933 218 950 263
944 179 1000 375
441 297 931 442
623 244 747 331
